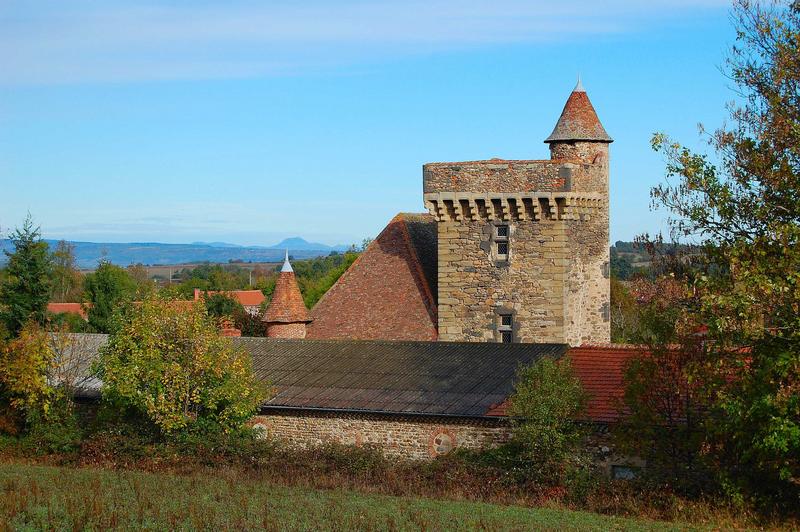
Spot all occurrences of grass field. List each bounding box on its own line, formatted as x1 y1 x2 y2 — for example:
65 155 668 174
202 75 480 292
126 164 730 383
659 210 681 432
0 463 697 531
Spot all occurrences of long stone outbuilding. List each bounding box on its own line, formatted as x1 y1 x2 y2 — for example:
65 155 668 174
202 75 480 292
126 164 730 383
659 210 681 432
59 333 637 463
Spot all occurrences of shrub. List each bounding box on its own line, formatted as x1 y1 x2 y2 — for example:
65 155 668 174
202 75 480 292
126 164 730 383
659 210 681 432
0 322 56 424
506 357 590 485
96 296 268 435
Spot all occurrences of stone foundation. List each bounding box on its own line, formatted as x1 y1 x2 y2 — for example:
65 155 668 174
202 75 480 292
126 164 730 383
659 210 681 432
251 410 510 460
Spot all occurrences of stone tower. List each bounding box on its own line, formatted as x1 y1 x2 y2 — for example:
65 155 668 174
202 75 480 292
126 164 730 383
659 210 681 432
423 80 611 346
263 252 312 338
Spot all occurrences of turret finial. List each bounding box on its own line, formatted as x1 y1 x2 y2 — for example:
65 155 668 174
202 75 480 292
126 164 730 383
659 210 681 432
574 74 585 92
281 249 293 273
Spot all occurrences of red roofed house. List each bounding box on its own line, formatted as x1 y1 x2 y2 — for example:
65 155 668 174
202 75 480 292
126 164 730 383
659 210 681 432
194 288 265 315
47 302 89 320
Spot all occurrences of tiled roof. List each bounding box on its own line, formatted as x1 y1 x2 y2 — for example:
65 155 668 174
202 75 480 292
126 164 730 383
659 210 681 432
263 271 310 324
47 303 89 319
54 334 567 418
544 85 612 143
307 213 438 341
195 289 266 307
568 344 640 423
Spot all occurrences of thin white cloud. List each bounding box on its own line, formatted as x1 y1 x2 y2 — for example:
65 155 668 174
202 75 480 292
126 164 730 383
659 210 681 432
0 0 729 84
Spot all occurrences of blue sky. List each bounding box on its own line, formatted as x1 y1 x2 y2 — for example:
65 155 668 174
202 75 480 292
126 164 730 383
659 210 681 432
0 0 735 246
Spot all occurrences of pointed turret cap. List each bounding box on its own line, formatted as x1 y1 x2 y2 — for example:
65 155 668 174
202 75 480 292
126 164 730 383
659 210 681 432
544 78 612 144
264 255 310 324
281 249 293 273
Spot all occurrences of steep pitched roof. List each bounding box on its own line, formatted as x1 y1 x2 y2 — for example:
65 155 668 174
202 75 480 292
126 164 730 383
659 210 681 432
306 213 438 341
544 81 613 144
264 270 310 324
55 333 567 418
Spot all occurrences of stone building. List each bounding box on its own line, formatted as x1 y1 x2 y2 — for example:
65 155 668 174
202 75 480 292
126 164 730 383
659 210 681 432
60 82 637 462
309 80 611 346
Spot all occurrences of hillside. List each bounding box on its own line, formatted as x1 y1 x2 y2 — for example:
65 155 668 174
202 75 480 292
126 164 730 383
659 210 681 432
0 238 351 269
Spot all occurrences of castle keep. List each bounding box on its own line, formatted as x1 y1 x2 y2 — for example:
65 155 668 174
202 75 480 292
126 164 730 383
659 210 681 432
423 79 612 346
308 80 612 346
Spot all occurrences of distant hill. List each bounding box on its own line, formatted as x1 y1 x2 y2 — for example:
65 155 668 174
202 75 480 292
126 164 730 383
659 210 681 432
269 237 350 252
0 237 351 269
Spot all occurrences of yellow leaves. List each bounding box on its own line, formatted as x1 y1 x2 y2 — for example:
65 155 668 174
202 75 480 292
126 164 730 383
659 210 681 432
0 322 56 419
99 295 268 434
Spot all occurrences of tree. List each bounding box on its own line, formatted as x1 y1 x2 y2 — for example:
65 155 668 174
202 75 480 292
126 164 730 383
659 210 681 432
50 241 82 303
126 263 155 297
97 296 267 434
0 216 52 335
0 323 56 425
507 357 589 484
609 278 638 343
615 277 712 494
83 261 136 333
649 0 800 504
203 292 244 319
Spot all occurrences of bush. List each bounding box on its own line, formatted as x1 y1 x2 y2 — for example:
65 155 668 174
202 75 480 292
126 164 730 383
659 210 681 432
506 357 590 485
96 296 268 435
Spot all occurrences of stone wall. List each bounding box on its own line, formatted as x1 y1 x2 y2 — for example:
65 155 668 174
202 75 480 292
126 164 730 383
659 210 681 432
427 145 610 346
250 410 510 460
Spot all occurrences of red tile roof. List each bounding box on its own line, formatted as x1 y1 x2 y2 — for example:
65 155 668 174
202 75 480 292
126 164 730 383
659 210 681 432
264 271 310 324
47 303 89 319
306 213 438 341
484 344 642 423
194 289 266 307
568 344 640 423
544 84 612 143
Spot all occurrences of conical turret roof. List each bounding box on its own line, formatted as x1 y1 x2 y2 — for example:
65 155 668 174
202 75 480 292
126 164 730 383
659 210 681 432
544 79 612 144
264 255 310 324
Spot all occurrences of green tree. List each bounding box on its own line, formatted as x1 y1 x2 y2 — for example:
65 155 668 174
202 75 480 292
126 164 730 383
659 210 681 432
83 261 136 333
50 240 82 303
97 296 267 434
203 292 244 319
0 216 52 335
649 0 800 504
507 357 589 484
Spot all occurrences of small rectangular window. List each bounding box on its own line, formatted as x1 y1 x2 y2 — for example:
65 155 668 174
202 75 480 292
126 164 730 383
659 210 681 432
495 224 509 260
498 313 513 343
612 465 638 480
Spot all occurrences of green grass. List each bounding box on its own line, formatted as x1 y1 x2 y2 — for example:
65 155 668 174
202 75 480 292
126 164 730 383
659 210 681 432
0 463 696 531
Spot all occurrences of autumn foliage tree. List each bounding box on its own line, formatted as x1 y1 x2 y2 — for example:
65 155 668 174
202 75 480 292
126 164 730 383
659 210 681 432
648 0 800 505
97 296 267 435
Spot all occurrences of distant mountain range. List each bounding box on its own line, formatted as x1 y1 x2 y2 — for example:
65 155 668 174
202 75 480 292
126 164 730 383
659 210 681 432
0 237 351 269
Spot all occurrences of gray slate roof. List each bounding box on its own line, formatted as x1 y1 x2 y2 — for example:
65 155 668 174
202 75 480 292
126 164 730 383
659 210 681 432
60 334 567 418
399 213 438 305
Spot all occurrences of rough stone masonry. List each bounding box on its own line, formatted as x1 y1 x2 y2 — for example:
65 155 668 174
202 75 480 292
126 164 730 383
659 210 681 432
423 82 612 346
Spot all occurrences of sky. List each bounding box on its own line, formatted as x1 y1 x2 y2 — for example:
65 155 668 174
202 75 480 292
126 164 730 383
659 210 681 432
0 0 736 247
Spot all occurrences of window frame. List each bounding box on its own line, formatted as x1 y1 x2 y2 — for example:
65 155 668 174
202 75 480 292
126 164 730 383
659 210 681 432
494 223 510 261
498 312 514 343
